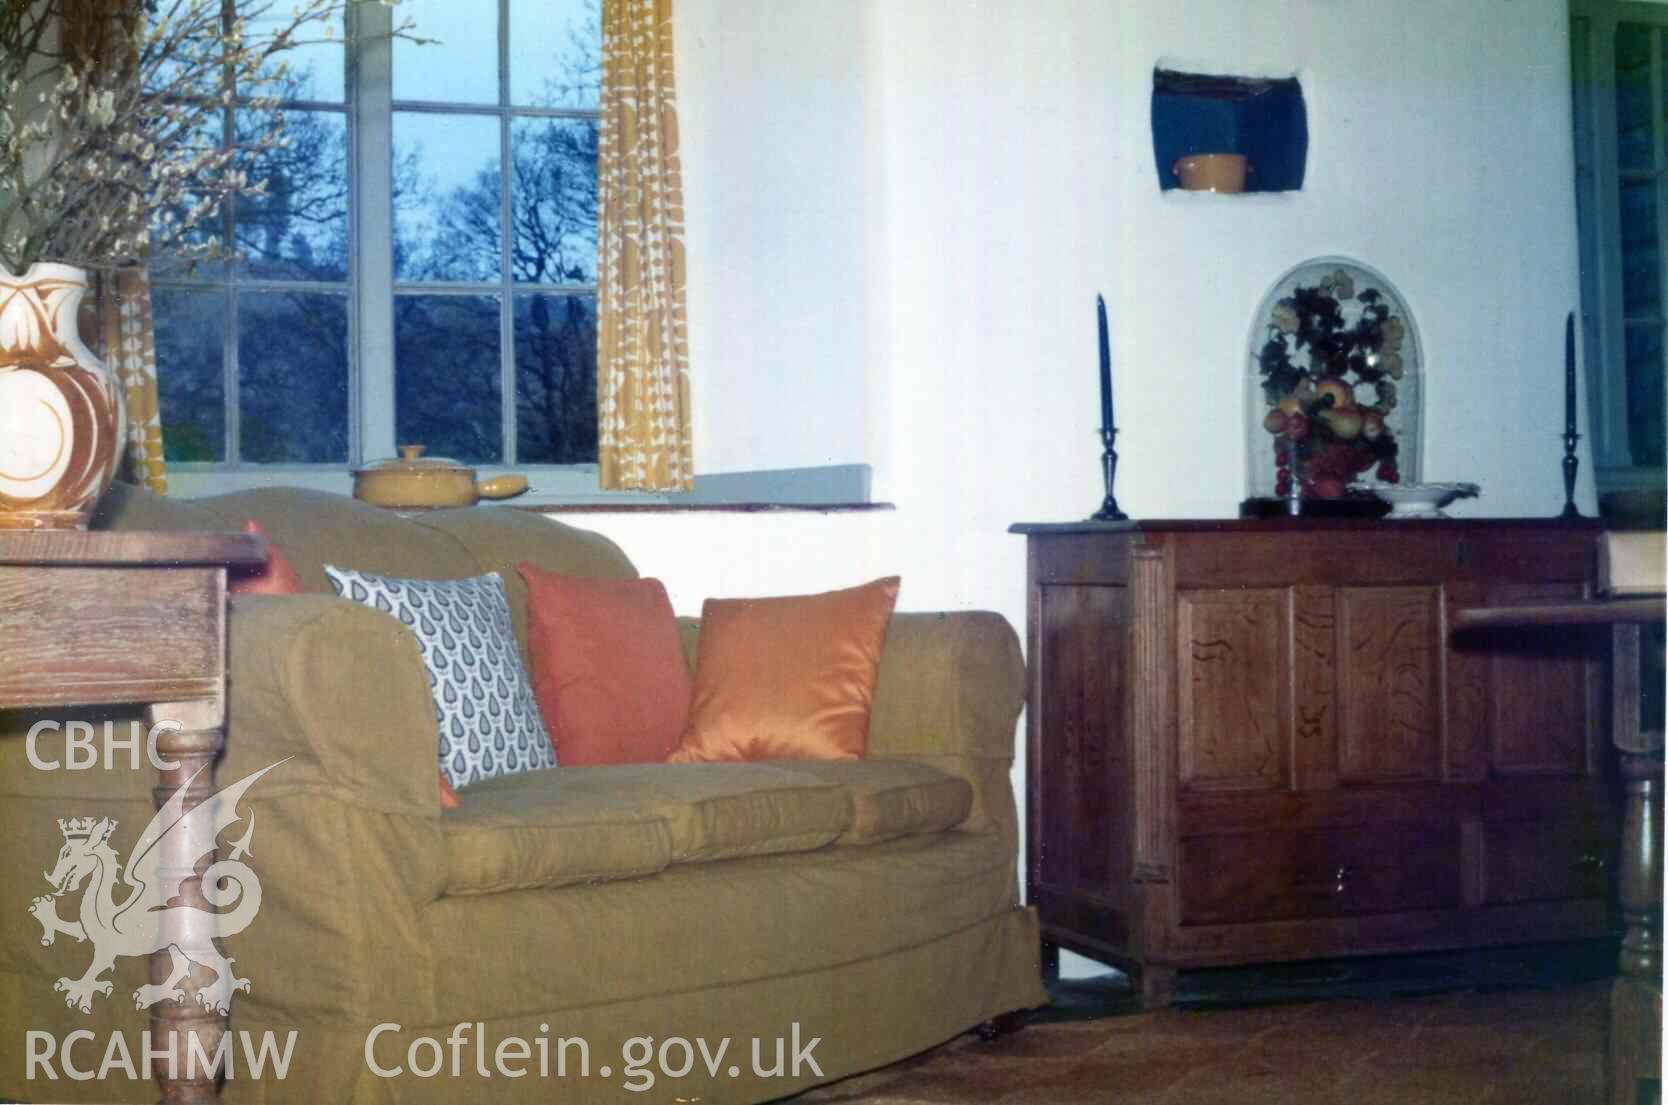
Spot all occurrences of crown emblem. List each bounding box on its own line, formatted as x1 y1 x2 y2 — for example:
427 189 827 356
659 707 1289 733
57 817 108 840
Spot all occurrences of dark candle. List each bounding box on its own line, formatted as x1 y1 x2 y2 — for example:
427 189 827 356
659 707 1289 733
1564 311 1576 438
1097 294 1113 433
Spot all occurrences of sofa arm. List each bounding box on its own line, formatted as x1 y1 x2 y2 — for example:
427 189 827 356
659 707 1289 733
867 611 1025 761
217 595 450 1023
224 594 446 816
868 612 1025 841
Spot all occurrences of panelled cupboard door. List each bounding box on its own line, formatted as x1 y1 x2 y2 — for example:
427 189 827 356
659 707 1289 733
1033 582 1132 912
1335 585 1445 784
1176 588 1290 794
1175 580 1598 800
1173 583 1452 796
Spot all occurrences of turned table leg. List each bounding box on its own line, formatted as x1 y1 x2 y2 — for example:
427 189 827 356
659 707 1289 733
0 535 260 1105
147 698 227 1105
1609 623 1664 1105
1610 749 1663 1105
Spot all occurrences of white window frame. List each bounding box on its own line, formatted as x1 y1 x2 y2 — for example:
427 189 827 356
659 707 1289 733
161 0 638 503
1572 0 1668 494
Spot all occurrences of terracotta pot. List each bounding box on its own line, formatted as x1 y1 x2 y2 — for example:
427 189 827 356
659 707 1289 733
1173 153 1249 193
0 263 125 530
352 445 529 508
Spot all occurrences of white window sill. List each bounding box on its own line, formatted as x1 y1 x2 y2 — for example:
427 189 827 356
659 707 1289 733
160 463 874 509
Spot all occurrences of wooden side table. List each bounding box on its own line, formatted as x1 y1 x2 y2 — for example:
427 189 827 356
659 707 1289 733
0 530 265 1105
1455 593 1666 1105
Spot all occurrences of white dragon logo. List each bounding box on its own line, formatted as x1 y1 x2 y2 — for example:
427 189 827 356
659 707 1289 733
27 760 285 1015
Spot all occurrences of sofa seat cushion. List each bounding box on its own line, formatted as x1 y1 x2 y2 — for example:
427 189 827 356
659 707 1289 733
442 768 675 895
441 763 853 895
768 759 973 844
607 762 853 863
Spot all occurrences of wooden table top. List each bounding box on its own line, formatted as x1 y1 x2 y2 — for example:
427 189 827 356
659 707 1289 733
0 530 265 567
1453 596 1666 629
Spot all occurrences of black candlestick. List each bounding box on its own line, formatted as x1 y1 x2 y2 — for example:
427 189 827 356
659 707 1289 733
1564 312 1577 437
1560 311 1583 519
1091 294 1128 522
1091 426 1128 521
1097 295 1114 432
1560 430 1582 519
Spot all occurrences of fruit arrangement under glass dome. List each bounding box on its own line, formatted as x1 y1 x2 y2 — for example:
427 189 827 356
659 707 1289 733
1246 260 1423 504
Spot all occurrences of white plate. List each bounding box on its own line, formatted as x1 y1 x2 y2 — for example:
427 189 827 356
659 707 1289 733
1352 481 1480 518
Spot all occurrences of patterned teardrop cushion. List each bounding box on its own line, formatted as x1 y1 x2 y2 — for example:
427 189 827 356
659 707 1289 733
324 566 557 789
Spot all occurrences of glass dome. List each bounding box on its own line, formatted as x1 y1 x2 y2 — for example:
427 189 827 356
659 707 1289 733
1244 257 1424 502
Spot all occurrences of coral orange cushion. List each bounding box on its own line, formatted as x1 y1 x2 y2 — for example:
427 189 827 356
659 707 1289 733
518 564 693 765
229 520 304 595
668 577 901 763
439 775 461 810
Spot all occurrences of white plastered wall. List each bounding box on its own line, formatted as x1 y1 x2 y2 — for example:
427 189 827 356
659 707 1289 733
592 0 1594 979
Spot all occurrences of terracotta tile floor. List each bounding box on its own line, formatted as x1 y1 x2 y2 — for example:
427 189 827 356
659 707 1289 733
792 978 1614 1105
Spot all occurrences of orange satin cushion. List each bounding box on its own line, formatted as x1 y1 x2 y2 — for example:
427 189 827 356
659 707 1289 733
229 520 304 595
668 577 901 763
519 564 693 765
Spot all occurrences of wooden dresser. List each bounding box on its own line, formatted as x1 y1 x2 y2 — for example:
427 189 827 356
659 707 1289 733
1011 518 1616 1006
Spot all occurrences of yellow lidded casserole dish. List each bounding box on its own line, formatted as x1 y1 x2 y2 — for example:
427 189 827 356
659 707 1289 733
352 445 529 508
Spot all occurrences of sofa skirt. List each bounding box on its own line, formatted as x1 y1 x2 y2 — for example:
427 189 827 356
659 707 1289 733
233 905 1043 1105
2 843 1044 1105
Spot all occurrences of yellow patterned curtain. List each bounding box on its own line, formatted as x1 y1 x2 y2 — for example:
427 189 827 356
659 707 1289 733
98 267 168 494
597 0 693 491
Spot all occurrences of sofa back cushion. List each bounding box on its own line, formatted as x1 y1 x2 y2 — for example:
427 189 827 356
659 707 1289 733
411 507 637 654
196 488 484 591
90 479 221 532
91 484 641 657
95 484 483 591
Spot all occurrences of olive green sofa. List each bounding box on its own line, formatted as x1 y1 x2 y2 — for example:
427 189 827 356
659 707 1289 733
0 484 1044 1104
